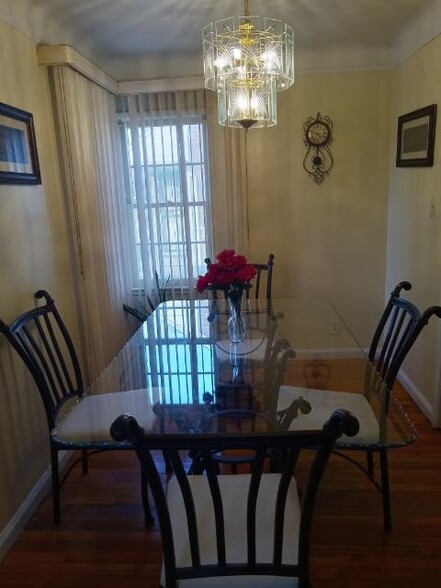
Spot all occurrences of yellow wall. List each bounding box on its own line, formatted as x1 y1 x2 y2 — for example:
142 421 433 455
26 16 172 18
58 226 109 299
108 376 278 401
387 34 441 415
0 20 77 536
0 10 440 555
246 69 392 347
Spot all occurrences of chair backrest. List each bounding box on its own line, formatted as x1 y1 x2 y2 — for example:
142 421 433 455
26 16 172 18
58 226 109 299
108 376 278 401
260 339 296 414
205 253 275 300
368 281 441 391
111 409 359 588
251 253 275 299
0 290 84 430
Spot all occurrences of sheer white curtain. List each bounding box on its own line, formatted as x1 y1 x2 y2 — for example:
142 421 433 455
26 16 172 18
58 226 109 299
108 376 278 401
48 65 132 380
118 90 213 310
206 91 249 255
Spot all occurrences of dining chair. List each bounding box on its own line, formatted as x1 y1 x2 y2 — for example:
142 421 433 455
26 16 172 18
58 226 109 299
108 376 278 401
277 281 441 531
0 290 155 525
110 408 359 588
205 253 275 300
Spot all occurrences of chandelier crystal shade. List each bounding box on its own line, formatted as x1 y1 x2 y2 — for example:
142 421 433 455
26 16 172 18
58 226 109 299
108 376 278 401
202 3 294 129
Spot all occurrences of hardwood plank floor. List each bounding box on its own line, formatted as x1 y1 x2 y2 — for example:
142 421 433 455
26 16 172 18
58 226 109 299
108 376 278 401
1 383 441 587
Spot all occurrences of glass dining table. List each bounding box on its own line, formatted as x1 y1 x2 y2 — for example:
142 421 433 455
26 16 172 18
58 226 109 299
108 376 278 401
79 297 416 449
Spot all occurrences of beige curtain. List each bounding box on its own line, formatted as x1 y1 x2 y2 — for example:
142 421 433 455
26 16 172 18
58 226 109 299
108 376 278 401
206 91 249 256
48 65 132 382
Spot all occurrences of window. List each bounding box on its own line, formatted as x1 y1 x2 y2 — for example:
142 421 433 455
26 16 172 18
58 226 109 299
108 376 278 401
120 100 212 295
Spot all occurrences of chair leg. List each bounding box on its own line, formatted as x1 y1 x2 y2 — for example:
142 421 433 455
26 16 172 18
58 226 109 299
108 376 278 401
379 448 392 532
141 464 154 527
163 450 173 474
50 445 61 525
366 450 374 477
81 448 89 474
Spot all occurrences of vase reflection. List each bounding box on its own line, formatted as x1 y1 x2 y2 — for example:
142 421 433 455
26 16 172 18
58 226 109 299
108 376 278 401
227 291 246 343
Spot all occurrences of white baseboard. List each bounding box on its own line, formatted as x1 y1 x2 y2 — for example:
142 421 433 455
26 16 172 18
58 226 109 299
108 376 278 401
398 369 434 424
0 451 70 562
294 347 365 359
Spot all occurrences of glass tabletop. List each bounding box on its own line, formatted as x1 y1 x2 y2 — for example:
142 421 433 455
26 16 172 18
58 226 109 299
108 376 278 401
63 298 416 448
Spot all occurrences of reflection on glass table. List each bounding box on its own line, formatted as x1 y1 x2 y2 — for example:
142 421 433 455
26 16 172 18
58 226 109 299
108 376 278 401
89 298 288 408
84 298 415 449
63 296 422 531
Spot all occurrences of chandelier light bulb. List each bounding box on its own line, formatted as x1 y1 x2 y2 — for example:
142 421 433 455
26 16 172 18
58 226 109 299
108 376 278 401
233 47 242 61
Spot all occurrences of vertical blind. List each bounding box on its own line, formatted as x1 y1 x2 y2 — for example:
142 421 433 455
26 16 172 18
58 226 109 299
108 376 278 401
117 90 213 313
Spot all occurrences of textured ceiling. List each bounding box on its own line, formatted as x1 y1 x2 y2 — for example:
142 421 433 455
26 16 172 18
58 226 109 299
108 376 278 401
31 0 432 59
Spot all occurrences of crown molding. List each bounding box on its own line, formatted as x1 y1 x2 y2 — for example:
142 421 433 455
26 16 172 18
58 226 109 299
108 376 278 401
2 1 441 84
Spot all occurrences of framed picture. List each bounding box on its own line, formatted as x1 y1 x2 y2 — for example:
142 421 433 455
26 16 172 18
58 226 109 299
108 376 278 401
0 102 41 184
396 104 437 167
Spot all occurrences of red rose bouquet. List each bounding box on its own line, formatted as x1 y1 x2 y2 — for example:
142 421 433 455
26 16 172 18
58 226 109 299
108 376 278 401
196 249 257 304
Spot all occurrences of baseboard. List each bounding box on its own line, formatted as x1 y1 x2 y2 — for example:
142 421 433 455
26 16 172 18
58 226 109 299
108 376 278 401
294 347 365 359
0 451 70 562
398 369 434 424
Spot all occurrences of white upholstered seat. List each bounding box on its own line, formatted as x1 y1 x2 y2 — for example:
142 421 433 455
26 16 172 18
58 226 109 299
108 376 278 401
278 386 379 445
162 473 300 588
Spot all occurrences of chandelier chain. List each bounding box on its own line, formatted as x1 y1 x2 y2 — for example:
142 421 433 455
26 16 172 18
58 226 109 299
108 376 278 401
244 0 249 17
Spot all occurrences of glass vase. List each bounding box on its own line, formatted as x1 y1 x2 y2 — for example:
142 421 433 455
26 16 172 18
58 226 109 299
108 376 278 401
228 292 246 344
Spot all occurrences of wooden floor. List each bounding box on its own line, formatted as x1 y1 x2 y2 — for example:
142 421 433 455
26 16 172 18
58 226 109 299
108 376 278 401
1 383 441 587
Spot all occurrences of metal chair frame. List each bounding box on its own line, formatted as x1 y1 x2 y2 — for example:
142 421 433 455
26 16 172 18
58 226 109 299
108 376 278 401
0 290 152 525
284 281 441 531
111 409 359 588
361 281 441 530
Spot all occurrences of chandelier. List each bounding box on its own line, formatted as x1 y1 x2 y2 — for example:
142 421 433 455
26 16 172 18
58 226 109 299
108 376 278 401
202 0 294 129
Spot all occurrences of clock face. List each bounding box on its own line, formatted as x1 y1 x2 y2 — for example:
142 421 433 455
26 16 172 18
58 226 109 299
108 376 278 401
306 121 330 146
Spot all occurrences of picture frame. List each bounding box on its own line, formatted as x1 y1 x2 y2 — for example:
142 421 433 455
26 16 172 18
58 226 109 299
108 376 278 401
0 101 41 184
396 104 437 167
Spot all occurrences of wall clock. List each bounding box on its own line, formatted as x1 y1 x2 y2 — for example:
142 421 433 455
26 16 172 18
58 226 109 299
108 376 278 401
303 112 334 184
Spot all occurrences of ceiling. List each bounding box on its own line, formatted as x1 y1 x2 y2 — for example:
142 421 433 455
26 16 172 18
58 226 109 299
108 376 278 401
11 1 441 79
